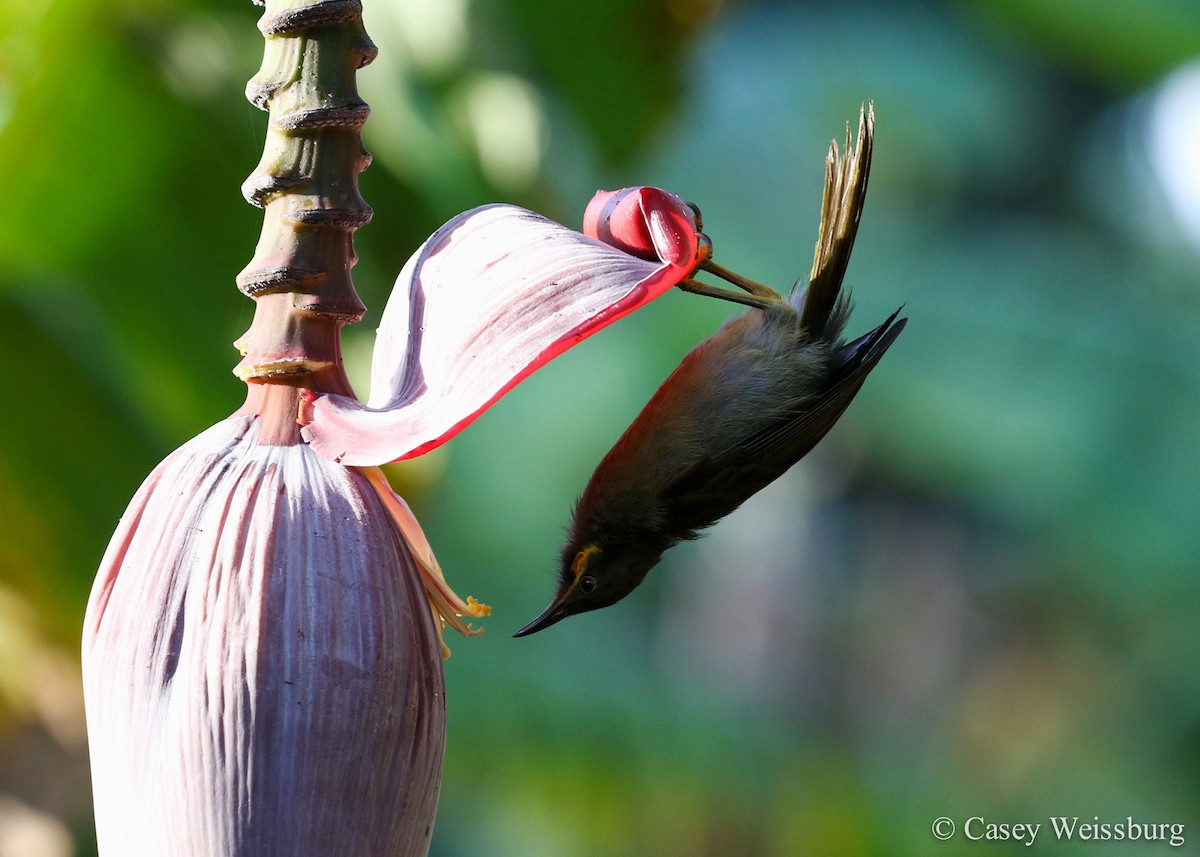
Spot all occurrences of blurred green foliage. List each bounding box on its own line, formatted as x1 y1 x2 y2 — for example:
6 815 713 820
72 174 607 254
1 0 1198 854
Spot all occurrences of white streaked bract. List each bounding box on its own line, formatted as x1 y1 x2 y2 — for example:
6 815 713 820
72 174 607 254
302 204 672 466
83 416 444 857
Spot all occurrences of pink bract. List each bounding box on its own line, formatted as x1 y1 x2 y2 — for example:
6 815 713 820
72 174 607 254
301 194 705 466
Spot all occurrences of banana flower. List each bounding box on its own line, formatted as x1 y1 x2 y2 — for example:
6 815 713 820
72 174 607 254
83 187 708 856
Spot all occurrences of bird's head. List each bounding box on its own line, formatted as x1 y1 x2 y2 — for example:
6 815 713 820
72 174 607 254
514 540 658 637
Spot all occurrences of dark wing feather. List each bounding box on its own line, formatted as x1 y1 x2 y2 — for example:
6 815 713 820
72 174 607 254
661 310 906 534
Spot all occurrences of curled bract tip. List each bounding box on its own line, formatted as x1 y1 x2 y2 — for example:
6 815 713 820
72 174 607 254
582 186 707 270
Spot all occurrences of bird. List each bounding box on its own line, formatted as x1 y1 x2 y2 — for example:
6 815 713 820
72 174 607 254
515 105 905 637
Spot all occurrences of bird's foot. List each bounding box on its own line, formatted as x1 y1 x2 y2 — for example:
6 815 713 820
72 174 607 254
678 259 782 311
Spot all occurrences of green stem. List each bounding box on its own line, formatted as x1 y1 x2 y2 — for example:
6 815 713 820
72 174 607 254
234 0 377 439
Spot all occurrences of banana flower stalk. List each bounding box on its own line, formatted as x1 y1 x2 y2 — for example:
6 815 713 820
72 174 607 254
83 184 711 856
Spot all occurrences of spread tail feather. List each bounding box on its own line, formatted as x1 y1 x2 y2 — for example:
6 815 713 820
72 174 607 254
798 103 874 338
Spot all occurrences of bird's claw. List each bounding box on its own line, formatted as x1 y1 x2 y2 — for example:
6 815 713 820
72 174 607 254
677 257 783 311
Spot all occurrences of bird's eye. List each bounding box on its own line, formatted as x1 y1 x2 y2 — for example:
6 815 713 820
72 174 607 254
579 575 597 594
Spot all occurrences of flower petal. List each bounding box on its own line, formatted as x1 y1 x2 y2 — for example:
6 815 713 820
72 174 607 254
302 200 700 465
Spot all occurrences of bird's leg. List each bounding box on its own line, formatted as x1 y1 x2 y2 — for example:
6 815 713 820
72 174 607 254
678 278 779 311
701 259 781 300
676 259 783 310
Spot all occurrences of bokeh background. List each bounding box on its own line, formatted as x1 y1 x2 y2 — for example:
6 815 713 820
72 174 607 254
1 0 1198 854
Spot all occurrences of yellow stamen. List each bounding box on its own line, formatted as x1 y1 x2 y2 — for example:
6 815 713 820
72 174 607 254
360 465 490 658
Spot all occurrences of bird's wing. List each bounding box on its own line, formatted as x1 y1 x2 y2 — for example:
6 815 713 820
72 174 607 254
661 309 906 534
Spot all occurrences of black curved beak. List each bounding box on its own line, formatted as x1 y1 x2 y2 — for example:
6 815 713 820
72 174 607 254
513 599 568 637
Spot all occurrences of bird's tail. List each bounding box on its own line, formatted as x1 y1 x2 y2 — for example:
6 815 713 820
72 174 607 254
797 103 874 338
